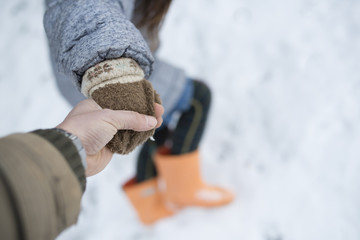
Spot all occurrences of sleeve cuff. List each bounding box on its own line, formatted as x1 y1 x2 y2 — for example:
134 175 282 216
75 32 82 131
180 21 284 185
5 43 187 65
32 129 86 192
81 58 145 97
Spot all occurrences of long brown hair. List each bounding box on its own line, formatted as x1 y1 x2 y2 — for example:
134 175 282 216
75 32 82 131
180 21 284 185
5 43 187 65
133 0 172 51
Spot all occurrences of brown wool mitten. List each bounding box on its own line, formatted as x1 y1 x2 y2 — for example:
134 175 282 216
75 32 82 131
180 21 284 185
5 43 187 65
81 58 162 154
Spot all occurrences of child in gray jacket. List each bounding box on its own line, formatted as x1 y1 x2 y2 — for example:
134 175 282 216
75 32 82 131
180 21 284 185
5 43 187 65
44 0 233 224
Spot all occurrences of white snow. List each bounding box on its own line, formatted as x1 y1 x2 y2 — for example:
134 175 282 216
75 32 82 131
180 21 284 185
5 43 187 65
1 0 360 239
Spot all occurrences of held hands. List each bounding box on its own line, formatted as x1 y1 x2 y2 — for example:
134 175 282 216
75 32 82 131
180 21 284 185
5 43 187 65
81 58 162 154
57 99 164 176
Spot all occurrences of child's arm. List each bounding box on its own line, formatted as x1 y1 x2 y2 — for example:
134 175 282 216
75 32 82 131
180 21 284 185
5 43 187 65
43 0 154 88
44 0 160 154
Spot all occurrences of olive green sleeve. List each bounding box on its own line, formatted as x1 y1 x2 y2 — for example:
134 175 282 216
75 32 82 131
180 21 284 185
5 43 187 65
0 133 83 240
32 129 86 192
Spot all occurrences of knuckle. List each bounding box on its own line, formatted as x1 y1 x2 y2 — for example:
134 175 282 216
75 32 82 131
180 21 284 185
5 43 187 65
102 109 113 116
134 112 144 122
132 112 147 130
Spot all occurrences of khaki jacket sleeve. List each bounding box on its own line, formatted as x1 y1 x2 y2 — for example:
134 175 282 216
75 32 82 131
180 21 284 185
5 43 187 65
0 133 83 240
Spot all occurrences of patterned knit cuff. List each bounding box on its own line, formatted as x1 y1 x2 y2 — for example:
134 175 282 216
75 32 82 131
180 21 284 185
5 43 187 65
81 58 145 97
32 129 86 192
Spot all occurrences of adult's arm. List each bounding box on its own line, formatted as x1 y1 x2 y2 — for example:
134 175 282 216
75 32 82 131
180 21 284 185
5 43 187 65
0 99 163 239
0 130 85 240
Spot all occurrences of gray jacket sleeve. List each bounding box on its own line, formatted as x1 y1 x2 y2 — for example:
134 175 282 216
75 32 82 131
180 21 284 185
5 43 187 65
43 0 154 88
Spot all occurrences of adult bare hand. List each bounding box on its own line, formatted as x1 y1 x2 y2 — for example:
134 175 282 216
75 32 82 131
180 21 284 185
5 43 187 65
57 99 164 176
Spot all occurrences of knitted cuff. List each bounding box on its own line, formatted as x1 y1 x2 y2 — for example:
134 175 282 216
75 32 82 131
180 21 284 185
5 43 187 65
81 58 145 97
32 129 86 192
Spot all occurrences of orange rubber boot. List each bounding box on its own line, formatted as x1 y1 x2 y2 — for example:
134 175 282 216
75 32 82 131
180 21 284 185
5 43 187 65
123 178 175 224
154 148 234 207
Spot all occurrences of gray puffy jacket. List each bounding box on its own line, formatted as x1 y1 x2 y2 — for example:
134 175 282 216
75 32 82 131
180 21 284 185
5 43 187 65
44 0 188 117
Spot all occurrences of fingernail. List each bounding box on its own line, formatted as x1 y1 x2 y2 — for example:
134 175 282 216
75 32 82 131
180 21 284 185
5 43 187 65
147 116 157 128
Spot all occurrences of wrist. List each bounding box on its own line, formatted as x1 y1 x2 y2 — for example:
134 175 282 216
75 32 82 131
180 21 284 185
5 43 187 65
81 58 145 97
53 128 87 170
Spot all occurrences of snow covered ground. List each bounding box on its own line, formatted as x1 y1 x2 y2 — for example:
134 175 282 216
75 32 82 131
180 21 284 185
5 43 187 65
1 0 360 239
